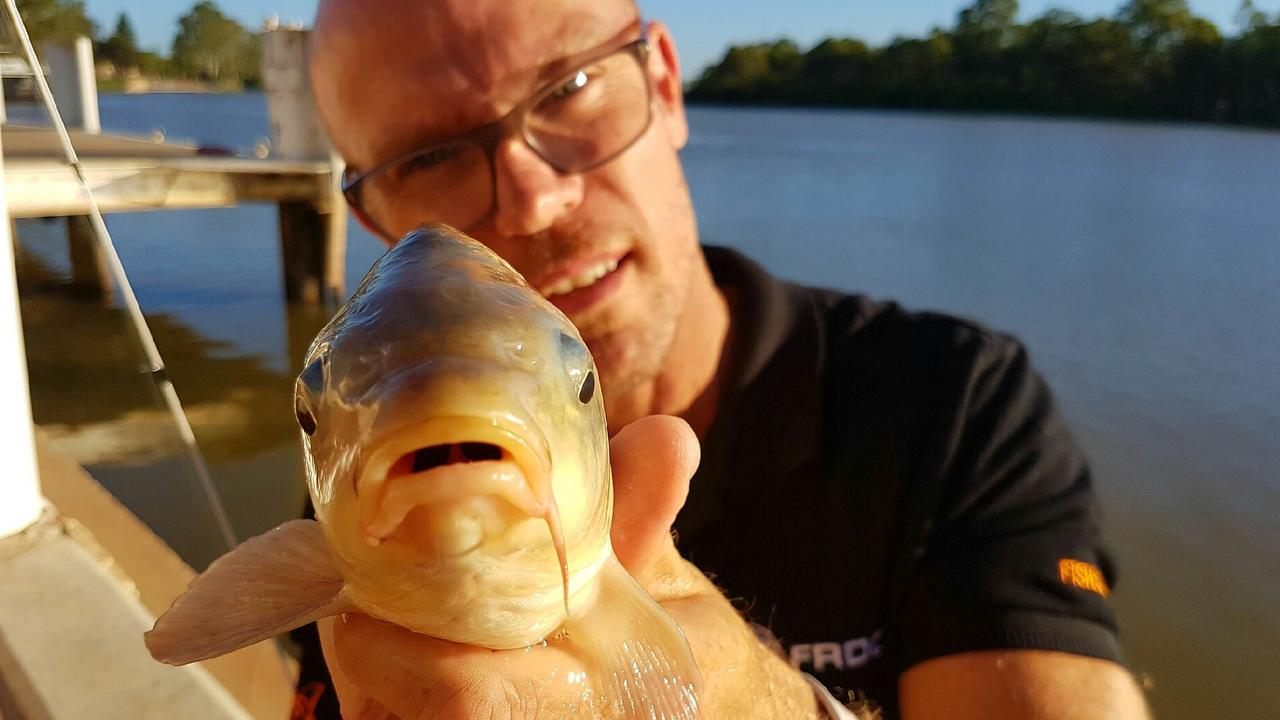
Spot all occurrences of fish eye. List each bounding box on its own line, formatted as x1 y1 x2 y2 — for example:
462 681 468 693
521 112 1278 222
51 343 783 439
578 370 596 404
295 396 318 436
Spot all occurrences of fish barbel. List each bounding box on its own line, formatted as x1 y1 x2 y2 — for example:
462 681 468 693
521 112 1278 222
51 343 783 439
146 225 701 718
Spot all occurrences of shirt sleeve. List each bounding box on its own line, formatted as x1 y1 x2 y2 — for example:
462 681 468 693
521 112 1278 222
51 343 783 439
896 332 1124 670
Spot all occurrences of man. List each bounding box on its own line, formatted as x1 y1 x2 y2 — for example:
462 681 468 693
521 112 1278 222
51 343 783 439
306 0 1152 717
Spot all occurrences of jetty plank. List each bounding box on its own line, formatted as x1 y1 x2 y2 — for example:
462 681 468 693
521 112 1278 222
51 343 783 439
4 156 333 217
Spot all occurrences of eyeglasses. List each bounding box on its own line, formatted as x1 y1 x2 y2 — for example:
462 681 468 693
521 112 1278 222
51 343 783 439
342 23 653 238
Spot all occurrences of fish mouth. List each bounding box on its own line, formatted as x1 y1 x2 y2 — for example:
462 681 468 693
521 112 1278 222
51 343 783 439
357 416 551 552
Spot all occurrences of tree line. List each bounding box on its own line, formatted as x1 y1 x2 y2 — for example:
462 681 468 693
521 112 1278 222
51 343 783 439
12 0 261 88
688 0 1280 127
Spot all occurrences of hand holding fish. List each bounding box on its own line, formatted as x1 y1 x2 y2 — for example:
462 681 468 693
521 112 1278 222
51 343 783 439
146 226 819 719
321 415 824 719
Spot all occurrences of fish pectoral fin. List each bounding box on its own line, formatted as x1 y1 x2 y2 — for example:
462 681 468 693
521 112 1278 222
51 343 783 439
562 554 702 720
146 519 351 666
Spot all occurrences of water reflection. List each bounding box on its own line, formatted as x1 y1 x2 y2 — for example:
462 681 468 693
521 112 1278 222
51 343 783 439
14 220 331 569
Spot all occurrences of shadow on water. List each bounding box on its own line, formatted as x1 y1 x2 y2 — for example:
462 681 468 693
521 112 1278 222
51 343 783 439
14 220 333 570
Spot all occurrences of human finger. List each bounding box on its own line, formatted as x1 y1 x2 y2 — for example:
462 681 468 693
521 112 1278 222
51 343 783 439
608 415 699 578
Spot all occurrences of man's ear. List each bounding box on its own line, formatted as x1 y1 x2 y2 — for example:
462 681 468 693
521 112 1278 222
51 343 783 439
645 20 688 151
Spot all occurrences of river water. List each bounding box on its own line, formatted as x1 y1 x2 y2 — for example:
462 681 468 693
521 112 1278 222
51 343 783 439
11 94 1279 718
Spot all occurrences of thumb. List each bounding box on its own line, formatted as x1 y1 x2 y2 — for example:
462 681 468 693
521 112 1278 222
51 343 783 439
608 415 700 578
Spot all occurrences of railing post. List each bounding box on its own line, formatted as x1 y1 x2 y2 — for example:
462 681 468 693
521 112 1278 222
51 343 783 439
263 27 346 306
0 102 44 538
42 35 99 134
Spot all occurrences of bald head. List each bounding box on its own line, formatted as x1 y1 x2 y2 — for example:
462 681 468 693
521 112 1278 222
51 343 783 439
308 0 708 423
311 0 641 169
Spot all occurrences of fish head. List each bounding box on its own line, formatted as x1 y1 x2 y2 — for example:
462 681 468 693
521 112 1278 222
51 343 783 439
293 224 612 644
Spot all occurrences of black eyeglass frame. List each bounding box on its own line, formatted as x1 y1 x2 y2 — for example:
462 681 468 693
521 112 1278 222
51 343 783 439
341 21 653 237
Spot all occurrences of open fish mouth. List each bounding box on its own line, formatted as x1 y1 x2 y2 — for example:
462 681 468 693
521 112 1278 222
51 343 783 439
357 416 552 552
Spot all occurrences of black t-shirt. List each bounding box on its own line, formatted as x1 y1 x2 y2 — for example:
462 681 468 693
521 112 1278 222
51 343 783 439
678 246 1123 716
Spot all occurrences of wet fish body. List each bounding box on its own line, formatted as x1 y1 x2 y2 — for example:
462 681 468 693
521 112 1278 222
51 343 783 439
146 225 701 718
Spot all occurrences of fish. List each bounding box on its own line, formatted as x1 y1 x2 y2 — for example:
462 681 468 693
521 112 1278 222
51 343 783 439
145 224 701 719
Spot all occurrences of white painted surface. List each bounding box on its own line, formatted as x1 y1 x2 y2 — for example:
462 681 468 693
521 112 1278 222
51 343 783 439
0 527 253 719
42 36 100 134
0 113 44 538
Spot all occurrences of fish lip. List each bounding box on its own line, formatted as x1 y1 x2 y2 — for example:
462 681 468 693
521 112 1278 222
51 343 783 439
356 415 551 545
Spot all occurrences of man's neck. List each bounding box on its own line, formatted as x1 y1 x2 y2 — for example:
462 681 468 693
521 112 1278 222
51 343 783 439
606 257 731 439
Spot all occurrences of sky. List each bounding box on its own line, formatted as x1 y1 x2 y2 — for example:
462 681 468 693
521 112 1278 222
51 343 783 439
84 0 1280 76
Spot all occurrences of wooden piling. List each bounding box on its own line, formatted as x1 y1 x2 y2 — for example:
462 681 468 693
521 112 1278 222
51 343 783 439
263 28 347 306
44 36 108 302
67 215 111 301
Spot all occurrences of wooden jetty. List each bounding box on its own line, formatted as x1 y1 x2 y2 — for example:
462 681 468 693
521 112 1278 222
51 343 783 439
0 29 330 720
2 29 347 305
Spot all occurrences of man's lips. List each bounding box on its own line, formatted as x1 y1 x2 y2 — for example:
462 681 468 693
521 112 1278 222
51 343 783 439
533 252 631 317
533 251 629 299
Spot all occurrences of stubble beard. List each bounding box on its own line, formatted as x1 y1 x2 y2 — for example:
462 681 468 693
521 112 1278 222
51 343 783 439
582 234 696 415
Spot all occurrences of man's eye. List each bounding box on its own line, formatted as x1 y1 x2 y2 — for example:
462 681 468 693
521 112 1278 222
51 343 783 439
399 145 462 176
549 70 589 100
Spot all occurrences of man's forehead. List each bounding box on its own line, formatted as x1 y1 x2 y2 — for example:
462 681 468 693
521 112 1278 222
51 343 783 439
313 0 638 165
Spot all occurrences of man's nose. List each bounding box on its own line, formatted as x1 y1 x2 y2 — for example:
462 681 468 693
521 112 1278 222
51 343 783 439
491 137 584 237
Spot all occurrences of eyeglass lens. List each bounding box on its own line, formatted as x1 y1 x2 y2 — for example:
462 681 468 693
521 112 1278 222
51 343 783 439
358 46 650 235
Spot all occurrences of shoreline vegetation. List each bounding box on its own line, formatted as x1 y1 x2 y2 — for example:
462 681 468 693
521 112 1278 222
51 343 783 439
687 0 1280 128
9 0 264 93
8 0 1280 129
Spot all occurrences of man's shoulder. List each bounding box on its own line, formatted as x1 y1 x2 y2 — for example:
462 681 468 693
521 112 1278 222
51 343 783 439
703 244 1037 413
793 281 1027 383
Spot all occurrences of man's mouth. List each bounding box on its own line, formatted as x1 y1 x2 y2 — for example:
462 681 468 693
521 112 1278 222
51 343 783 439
537 254 626 298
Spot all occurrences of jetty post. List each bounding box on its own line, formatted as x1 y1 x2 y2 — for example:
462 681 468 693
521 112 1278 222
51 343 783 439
263 28 347 306
43 36 114 301
43 36 100 134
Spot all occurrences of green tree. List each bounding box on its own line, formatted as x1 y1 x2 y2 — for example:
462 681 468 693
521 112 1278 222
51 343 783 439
803 38 872 103
953 0 1019 101
683 0 1280 129
1012 12 1148 115
171 1 254 83
957 0 1019 41
98 13 139 68
874 33 956 107
238 31 263 88
12 0 95 46
693 40 804 102
133 50 173 78
1235 0 1270 31
1118 0 1201 52
1226 13 1280 122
